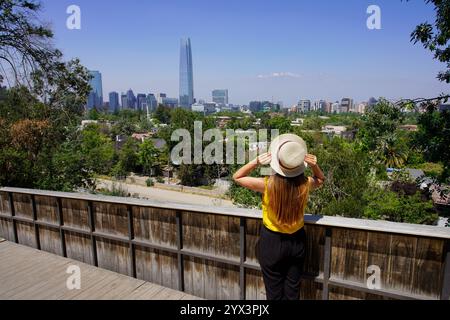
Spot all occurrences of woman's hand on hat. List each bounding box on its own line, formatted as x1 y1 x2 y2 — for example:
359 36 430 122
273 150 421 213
255 152 272 166
304 154 318 167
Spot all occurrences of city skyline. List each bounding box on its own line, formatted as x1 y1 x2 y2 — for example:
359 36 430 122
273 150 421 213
42 0 449 105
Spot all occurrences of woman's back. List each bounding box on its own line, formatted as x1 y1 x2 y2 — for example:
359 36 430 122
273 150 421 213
262 174 312 234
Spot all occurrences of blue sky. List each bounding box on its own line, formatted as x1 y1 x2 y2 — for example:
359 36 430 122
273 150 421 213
40 0 448 105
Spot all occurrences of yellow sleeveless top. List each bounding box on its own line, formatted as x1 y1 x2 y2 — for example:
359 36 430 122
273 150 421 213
262 176 311 234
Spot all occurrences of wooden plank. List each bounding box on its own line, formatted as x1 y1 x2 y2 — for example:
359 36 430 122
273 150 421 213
204 259 218 300
94 202 129 238
35 195 59 225
38 225 63 256
184 256 205 299
66 273 127 300
129 282 166 300
62 270 115 300
150 287 184 300
300 279 323 300
245 219 261 264
330 228 347 280
133 206 177 247
16 221 37 248
343 229 369 284
135 245 177 289
61 198 90 231
367 231 391 290
411 237 444 299
183 251 194 296
90 278 147 300
0 218 14 242
304 225 325 276
96 238 132 277
64 231 94 265
387 234 417 293
0 192 11 216
12 193 33 219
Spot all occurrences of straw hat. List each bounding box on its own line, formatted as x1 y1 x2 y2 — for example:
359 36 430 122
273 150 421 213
269 134 308 178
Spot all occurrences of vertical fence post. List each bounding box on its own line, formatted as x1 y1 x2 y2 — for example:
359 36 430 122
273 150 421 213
322 227 332 300
56 197 67 257
8 192 18 244
239 217 246 300
441 239 450 300
127 205 137 278
176 211 185 292
87 201 98 267
30 195 40 250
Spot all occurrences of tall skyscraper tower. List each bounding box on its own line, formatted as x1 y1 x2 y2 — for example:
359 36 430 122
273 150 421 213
179 38 194 109
126 89 136 110
136 94 147 111
87 70 103 110
109 92 119 113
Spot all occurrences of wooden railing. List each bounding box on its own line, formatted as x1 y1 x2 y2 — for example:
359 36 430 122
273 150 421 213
0 187 449 300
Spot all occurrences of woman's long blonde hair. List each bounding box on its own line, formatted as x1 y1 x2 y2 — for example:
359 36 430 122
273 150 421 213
267 174 310 227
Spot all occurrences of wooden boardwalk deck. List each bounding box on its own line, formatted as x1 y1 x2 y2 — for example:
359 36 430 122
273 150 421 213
0 239 201 300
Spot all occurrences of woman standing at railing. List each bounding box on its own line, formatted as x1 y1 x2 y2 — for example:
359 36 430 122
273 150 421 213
233 134 325 300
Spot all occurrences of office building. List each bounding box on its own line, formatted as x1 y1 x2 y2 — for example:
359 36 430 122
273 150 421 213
147 94 158 112
192 103 205 113
298 100 311 113
331 102 340 113
162 97 178 108
137 94 147 111
179 38 194 109
212 89 229 105
341 98 353 113
126 89 136 110
109 92 119 113
87 70 103 110
157 93 167 105
121 94 128 109
204 102 218 115
249 101 263 113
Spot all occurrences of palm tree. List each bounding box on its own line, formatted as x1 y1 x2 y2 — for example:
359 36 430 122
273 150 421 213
374 134 408 168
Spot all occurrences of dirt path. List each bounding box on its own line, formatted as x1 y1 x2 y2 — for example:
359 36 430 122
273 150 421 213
96 179 236 208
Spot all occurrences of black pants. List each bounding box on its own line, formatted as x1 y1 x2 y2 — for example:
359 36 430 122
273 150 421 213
256 225 306 300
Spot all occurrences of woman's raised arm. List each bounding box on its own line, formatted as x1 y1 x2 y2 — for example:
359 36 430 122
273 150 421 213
232 153 272 193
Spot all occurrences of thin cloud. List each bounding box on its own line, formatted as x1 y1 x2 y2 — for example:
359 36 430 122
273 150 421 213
257 72 301 79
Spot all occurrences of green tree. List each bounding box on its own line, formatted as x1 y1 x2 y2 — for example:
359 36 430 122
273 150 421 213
373 134 408 168
405 0 450 182
410 0 450 83
154 105 172 124
358 99 404 151
138 139 160 176
118 138 139 173
36 141 93 191
363 186 436 224
307 137 370 218
414 103 450 182
302 117 325 131
0 0 61 85
178 164 205 187
87 108 100 120
266 116 291 134
111 119 136 138
81 124 115 175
